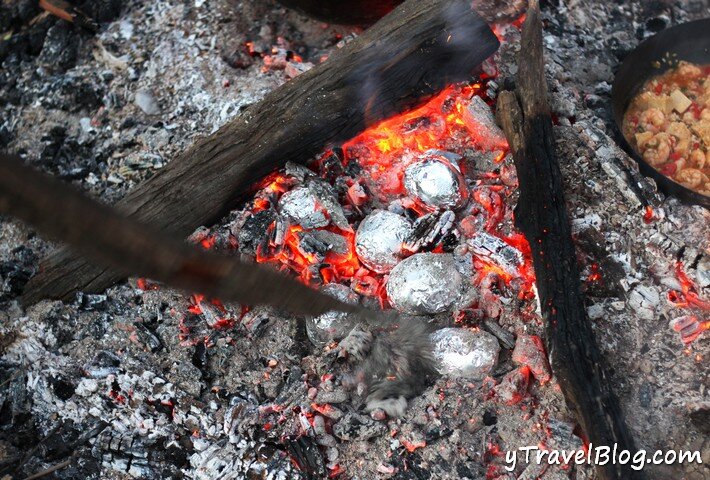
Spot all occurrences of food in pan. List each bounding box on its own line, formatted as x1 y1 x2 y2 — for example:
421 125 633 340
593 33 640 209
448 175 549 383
623 61 710 196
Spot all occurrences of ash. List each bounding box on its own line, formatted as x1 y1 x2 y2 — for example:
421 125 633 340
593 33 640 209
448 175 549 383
0 1 709 480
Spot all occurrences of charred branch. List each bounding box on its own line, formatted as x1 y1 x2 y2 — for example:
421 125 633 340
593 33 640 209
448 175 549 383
495 2 641 480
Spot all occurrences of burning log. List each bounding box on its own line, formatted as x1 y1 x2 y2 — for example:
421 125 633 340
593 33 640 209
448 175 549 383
495 2 641 480
22 0 499 304
0 153 362 317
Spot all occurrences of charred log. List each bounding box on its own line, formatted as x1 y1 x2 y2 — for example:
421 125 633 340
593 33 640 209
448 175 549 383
495 2 640 480
22 0 499 305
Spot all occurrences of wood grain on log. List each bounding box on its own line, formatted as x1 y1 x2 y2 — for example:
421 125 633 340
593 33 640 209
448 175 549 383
23 0 499 305
495 2 641 479
0 154 362 317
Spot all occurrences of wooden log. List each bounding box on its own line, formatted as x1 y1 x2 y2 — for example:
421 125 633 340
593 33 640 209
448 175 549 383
495 2 641 480
0 153 363 317
22 0 499 305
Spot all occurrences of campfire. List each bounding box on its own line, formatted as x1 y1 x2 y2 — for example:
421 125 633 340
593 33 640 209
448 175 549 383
0 1 708 480
232 82 536 313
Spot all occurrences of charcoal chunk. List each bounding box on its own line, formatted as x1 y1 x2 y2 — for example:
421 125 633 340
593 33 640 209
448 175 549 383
38 22 79 73
404 210 456 253
296 229 349 261
84 351 122 378
238 209 277 255
283 435 326 478
333 412 387 441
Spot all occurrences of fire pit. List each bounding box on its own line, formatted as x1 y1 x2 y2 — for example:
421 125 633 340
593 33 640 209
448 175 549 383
0 1 708 480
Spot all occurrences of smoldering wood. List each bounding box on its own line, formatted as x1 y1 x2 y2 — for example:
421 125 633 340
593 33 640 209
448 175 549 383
495 2 641 480
22 0 499 305
0 153 363 317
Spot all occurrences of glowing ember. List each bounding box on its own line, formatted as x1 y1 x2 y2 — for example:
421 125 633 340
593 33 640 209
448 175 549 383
224 80 536 328
667 262 709 344
670 315 710 345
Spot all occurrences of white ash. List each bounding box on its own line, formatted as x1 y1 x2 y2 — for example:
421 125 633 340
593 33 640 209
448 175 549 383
627 284 660 321
306 284 360 348
354 210 412 273
134 88 161 116
403 156 467 210
430 328 500 379
386 253 465 315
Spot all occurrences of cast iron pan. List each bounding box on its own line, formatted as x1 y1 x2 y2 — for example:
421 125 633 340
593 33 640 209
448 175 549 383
276 0 402 25
612 18 710 209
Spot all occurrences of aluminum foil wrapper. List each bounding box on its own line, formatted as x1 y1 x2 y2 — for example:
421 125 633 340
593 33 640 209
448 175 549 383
355 210 412 273
430 328 500 379
306 284 360 347
403 156 467 210
386 253 464 314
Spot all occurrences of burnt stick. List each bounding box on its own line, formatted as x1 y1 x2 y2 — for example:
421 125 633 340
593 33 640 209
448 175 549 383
22 0 499 304
495 2 641 479
0 154 362 317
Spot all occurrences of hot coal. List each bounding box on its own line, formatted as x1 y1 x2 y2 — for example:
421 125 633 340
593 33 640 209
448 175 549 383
461 95 507 151
512 334 551 384
404 209 457 253
430 327 500 379
493 366 531 405
467 232 524 277
284 435 327 478
237 209 277 255
386 253 465 315
403 155 467 210
306 283 360 347
278 180 349 231
278 186 329 229
3 1 708 478
295 229 349 261
354 210 412 273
